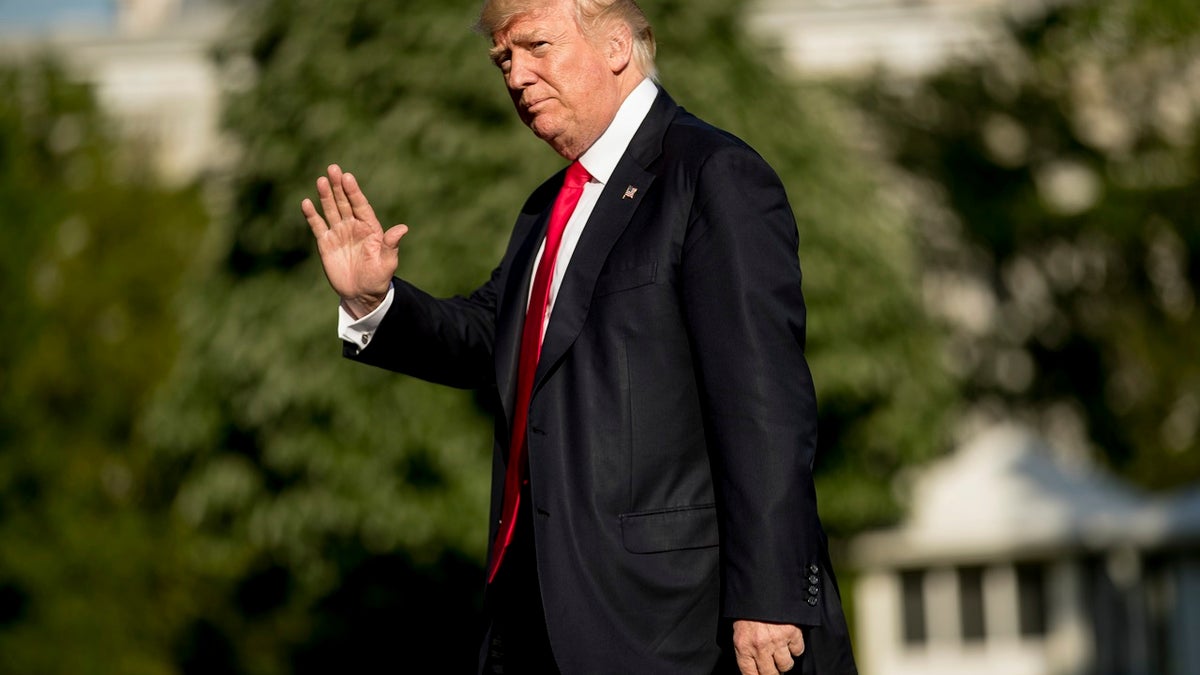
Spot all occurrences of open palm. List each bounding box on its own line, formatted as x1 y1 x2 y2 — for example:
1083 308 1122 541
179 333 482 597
301 164 408 318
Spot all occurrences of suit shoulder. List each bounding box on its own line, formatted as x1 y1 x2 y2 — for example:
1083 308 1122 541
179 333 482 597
663 110 759 161
659 110 784 195
660 110 779 182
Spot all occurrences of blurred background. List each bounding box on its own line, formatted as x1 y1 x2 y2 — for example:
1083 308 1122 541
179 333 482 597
0 0 1196 673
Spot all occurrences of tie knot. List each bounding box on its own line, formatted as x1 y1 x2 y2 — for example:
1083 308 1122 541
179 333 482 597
564 161 591 190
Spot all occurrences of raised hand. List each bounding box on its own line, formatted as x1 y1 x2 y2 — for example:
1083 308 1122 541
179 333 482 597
301 164 409 318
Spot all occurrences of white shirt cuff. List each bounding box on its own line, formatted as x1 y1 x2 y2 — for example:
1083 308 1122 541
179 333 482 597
338 282 395 351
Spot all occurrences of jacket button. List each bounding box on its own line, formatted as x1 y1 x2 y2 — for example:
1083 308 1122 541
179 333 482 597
806 596 818 606
808 564 819 574
808 585 819 596
808 574 819 585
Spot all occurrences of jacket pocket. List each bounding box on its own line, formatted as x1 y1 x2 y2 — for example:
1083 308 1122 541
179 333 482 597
619 503 719 553
594 261 658 297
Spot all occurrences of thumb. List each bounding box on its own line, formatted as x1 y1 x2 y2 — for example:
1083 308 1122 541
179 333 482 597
383 223 409 250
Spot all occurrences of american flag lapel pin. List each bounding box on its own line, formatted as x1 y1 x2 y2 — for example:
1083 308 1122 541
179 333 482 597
623 185 638 200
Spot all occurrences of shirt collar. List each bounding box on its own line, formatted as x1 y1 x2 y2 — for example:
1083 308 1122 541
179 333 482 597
577 78 658 185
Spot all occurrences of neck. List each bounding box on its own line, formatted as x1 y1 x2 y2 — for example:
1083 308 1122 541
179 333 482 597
614 68 646 105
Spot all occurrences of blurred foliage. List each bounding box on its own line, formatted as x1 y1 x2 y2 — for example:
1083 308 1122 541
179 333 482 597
854 0 1200 487
0 57 208 673
138 0 955 671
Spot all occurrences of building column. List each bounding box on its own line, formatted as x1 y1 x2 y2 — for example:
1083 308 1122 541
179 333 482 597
854 569 901 675
983 563 1019 642
926 567 961 645
1045 559 1090 675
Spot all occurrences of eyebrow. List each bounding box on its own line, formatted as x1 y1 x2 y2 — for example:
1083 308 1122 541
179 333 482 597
488 28 550 65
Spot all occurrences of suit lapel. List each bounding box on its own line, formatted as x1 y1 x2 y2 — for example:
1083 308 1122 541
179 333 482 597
533 164 653 388
534 91 678 391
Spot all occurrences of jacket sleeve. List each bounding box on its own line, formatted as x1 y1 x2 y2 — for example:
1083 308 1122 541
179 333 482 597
343 266 500 390
679 143 827 627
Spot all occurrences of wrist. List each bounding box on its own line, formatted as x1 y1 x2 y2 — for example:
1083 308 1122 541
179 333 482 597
342 291 386 319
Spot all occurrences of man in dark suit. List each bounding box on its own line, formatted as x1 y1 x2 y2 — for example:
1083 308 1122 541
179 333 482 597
301 0 856 673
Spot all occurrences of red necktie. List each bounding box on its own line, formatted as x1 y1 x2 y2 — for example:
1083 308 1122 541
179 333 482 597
488 161 591 583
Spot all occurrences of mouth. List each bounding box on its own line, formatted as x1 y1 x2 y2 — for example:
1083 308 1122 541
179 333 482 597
522 97 549 113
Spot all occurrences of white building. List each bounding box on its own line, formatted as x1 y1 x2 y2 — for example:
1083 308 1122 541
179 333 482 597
0 0 232 184
850 424 1200 675
747 0 1073 77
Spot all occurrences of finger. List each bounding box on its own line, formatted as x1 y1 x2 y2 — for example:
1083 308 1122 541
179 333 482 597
301 198 328 237
737 639 779 675
316 176 341 226
383 223 409 250
788 629 806 657
755 648 779 675
735 652 760 675
327 164 354 222
772 645 795 673
342 172 379 226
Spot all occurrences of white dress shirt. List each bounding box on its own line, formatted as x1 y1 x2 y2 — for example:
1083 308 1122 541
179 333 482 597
339 77 659 350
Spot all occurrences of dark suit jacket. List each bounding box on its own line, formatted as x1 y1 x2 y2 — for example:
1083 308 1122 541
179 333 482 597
346 89 856 674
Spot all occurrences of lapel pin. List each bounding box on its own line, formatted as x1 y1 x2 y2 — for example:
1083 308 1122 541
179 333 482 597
623 185 638 200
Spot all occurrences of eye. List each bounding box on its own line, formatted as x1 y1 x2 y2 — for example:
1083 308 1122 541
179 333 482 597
491 50 511 72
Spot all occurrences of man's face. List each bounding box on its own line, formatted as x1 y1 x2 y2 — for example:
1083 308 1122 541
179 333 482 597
490 0 623 159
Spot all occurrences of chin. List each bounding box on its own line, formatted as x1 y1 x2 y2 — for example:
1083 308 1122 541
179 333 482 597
531 125 565 146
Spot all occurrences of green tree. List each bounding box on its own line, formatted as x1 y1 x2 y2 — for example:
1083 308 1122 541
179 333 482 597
0 57 209 674
143 0 957 670
855 0 1200 487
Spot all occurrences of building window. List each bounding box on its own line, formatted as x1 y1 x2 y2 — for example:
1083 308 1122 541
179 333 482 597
1016 562 1047 637
958 565 986 641
900 569 927 645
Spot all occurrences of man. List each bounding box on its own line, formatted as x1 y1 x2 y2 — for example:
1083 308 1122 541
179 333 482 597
301 0 856 673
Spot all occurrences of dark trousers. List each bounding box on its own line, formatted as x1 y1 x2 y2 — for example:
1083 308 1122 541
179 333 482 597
483 493 560 675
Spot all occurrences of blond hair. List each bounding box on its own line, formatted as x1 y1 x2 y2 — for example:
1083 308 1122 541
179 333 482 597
477 0 658 81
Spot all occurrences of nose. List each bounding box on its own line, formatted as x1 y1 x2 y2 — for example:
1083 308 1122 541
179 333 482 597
505 51 537 91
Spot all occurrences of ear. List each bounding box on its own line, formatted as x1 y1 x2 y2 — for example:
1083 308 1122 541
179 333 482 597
604 21 634 74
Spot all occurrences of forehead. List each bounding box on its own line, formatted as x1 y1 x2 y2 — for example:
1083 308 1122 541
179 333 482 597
491 0 578 44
